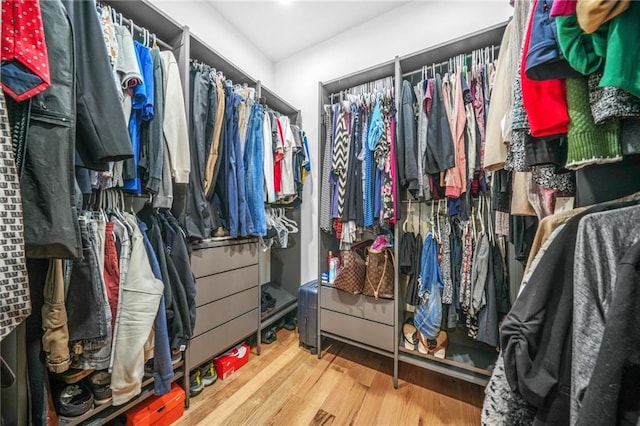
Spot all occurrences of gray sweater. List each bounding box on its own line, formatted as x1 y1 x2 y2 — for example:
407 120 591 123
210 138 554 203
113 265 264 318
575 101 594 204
572 205 640 425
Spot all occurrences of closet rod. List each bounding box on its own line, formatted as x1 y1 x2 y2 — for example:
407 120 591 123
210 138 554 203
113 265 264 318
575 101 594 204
401 45 501 78
328 75 395 103
101 4 173 50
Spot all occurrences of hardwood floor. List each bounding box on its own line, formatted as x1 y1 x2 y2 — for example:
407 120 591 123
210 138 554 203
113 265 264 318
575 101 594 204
176 328 485 426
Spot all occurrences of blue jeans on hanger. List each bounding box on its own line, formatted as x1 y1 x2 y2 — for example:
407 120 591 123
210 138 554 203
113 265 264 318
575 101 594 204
244 103 266 235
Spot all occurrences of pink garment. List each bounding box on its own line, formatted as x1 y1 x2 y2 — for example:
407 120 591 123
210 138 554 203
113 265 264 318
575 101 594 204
371 235 392 251
444 71 467 199
423 79 434 117
389 117 398 224
550 0 577 17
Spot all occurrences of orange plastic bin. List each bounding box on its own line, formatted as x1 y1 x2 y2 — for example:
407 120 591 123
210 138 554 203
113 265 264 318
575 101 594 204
126 383 185 426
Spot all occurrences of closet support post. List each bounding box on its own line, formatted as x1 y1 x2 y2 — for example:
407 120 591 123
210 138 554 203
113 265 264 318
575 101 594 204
392 56 402 390
316 81 326 360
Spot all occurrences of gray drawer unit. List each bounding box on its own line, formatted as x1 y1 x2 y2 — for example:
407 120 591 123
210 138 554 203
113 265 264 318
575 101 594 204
320 286 394 326
188 242 260 372
195 264 259 307
193 286 258 337
191 243 258 278
187 309 259 369
321 309 394 352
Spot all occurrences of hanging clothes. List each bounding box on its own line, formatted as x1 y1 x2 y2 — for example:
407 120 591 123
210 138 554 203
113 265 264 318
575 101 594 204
332 107 350 218
425 73 456 174
263 109 277 204
244 102 266 236
414 233 444 341
0 90 30 343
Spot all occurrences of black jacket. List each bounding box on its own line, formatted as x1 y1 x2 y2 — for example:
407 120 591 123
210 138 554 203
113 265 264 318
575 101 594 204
425 74 455 174
21 0 81 259
61 0 133 169
162 212 196 336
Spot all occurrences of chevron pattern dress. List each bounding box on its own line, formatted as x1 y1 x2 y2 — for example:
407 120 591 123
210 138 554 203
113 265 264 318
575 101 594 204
332 109 350 218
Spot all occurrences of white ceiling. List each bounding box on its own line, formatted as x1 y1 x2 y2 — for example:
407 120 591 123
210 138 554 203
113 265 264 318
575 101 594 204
207 1 409 62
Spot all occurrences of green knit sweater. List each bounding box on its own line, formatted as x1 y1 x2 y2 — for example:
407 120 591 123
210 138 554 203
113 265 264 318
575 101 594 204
565 78 621 170
557 2 640 99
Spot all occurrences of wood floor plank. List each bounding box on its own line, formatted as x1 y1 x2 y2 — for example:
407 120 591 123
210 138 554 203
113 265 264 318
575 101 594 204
349 365 390 425
270 358 343 426
224 347 318 425
174 329 485 426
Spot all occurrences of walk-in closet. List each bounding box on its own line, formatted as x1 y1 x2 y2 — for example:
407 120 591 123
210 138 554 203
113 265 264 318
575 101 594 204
1 0 639 425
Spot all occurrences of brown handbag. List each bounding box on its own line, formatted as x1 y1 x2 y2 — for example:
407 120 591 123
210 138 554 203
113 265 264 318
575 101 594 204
333 249 366 295
363 248 395 300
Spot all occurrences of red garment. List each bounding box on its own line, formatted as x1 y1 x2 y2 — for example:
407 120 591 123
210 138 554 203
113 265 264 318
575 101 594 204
1 0 51 101
104 222 120 332
274 118 285 193
520 0 570 137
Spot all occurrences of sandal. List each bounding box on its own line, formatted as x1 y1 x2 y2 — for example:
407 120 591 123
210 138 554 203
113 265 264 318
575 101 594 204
402 321 419 351
425 331 449 359
262 328 277 344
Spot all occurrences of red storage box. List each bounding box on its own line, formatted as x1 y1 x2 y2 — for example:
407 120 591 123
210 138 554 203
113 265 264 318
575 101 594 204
214 343 250 380
126 383 185 426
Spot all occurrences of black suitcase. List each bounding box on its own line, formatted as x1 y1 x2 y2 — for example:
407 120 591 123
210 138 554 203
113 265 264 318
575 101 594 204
297 280 318 354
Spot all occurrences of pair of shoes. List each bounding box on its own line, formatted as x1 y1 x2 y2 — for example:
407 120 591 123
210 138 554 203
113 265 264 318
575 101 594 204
55 381 93 418
199 361 218 387
262 327 277 344
84 370 111 406
283 315 297 331
189 370 204 397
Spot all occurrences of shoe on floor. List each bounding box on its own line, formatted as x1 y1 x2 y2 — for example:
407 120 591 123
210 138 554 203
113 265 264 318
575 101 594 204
84 370 112 405
199 362 218 387
56 381 93 417
262 327 277 344
189 370 204 397
283 316 297 331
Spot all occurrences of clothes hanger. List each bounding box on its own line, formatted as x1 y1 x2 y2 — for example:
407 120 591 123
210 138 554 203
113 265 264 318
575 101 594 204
486 195 495 245
279 208 299 233
403 198 413 234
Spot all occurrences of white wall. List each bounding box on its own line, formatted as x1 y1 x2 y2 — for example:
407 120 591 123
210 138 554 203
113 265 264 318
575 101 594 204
273 1 513 285
151 0 275 87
